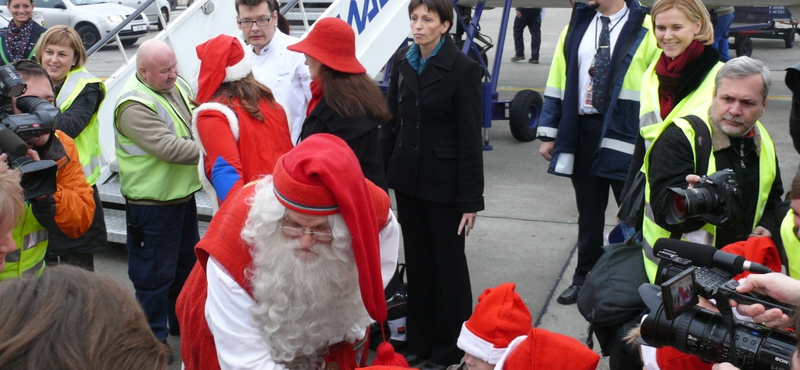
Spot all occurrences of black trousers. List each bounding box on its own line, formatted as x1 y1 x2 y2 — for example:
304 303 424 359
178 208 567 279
513 8 542 59
395 192 473 365
571 114 625 286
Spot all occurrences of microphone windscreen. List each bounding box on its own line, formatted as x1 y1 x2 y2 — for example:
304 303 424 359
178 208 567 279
653 238 717 267
0 128 28 157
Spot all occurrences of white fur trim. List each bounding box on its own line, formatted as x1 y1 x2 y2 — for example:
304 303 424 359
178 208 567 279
456 322 509 364
274 98 294 146
224 39 252 82
191 102 240 215
493 335 527 370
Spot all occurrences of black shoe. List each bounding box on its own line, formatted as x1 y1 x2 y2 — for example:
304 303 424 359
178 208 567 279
421 362 447 370
557 284 581 305
529 58 539 64
511 55 525 62
405 354 427 367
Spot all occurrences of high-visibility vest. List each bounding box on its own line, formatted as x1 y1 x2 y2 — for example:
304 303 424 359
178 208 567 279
56 66 106 185
637 61 723 149
641 117 776 282
0 204 47 281
114 75 201 201
780 209 800 278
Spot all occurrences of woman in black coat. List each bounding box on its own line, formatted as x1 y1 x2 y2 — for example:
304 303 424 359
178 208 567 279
381 0 484 367
288 17 389 191
0 0 46 65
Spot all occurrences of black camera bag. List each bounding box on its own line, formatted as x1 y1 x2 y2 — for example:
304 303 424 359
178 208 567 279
369 263 408 350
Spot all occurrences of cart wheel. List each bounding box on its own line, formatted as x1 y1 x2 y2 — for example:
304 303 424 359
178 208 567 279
785 28 796 48
736 37 753 57
509 89 543 142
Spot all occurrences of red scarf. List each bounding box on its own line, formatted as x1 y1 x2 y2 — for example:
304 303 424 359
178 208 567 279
655 40 706 119
306 79 324 117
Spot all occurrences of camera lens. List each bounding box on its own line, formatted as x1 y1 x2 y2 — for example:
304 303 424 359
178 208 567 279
671 193 686 219
667 187 720 225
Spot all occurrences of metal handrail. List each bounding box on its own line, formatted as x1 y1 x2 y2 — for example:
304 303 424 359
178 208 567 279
87 0 155 56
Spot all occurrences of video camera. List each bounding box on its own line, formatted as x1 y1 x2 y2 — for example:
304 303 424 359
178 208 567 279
637 239 797 370
0 64 60 200
667 169 740 227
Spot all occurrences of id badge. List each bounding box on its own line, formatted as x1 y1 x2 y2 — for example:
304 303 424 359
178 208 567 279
584 84 593 108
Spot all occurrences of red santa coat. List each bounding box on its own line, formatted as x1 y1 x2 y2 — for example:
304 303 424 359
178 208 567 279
177 183 393 370
192 99 293 209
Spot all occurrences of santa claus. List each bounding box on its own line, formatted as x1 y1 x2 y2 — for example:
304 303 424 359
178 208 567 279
177 134 402 370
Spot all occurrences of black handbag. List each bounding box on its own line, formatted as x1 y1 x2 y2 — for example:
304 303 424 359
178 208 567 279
369 263 408 350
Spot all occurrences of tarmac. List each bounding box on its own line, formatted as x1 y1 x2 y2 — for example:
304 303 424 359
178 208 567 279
83 7 800 369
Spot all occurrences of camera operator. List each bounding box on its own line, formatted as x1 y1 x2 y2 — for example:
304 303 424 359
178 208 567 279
642 57 783 282
0 61 94 281
710 273 800 370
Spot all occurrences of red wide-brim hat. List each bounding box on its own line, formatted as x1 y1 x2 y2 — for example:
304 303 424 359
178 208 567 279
287 17 366 74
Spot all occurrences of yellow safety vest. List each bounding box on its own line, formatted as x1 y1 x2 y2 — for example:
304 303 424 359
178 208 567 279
0 204 47 281
641 117 776 282
780 210 800 278
638 61 723 148
114 75 201 201
56 66 106 185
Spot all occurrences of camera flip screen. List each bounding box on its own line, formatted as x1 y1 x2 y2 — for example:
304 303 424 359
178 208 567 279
662 267 698 320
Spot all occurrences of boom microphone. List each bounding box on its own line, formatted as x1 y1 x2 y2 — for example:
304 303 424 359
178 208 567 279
653 238 773 275
0 126 29 157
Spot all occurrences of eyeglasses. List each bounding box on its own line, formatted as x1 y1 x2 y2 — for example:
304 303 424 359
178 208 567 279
237 15 272 28
278 218 333 241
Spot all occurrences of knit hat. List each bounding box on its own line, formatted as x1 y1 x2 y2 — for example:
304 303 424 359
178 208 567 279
195 34 251 103
457 283 532 364
272 133 385 321
287 17 366 74
495 328 600 370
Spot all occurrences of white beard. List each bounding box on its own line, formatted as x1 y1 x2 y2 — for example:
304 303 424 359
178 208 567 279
243 183 372 370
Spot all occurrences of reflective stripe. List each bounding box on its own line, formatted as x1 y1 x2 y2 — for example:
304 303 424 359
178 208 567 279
600 138 635 154
21 260 44 277
117 143 149 156
82 156 101 178
544 86 564 100
23 230 48 251
640 111 660 129
553 152 574 175
618 89 641 102
537 127 558 138
55 70 96 107
119 91 177 133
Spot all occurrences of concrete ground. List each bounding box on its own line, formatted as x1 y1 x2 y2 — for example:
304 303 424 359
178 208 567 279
84 7 800 369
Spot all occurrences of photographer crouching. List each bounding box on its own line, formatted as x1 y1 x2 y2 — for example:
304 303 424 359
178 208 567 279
642 56 783 283
0 60 94 280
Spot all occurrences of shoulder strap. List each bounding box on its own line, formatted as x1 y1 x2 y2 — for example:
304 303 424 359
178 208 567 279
683 114 713 176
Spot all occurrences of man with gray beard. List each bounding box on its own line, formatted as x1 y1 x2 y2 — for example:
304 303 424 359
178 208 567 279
177 134 401 370
641 56 783 280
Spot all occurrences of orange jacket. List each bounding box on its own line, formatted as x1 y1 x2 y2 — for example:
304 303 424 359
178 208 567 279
29 130 94 238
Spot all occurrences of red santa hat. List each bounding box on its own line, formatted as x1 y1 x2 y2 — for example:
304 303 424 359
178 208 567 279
272 133 386 321
195 34 252 103
457 283 532 364
494 328 600 370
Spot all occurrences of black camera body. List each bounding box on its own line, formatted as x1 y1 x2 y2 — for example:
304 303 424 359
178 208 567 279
667 169 740 227
638 249 798 370
0 64 59 200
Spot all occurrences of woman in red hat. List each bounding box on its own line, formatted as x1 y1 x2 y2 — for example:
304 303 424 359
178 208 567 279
193 34 294 209
381 0 484 368
287 17 389 191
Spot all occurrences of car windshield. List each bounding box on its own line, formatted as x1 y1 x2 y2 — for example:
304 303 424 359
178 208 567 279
69 0 109 5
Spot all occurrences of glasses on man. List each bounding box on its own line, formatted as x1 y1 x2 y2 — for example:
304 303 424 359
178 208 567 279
237 15 272 28
278 218 333 241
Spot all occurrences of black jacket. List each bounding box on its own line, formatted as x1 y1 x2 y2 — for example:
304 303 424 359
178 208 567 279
649 122 783 248
299 97 387 191
381 36 484 213
0 20 46 65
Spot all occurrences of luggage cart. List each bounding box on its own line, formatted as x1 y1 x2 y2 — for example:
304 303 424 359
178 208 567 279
729 6 797 57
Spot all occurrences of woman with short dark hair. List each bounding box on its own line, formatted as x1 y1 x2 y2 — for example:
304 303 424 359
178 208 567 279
381 0 484 367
